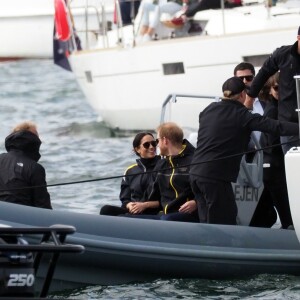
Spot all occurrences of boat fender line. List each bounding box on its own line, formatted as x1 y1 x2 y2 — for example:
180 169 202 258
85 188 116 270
68 236 300 262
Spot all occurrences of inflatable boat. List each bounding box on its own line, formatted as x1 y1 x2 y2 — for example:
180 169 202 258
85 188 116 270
0 198 300 293
1 129 300 293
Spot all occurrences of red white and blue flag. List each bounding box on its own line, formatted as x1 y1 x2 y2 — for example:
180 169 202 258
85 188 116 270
53 0 81 71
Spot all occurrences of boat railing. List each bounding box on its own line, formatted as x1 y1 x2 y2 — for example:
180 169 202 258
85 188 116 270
160 93 219 125
0 225 84 298
67 0 299 52
68 0 206 50
70 2 110 50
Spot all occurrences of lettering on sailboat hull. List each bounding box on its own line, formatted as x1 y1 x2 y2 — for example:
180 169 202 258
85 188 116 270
234 185 259 202
162 63 185 75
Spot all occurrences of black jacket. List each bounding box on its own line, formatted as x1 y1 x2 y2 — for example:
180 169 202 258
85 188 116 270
247 41 300 123
119 156 161 210
0 130 52 209
190 99 299 182
149 139 195 214
260 98 285 170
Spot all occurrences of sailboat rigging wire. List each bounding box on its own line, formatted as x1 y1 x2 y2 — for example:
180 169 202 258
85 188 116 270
0 139 298 191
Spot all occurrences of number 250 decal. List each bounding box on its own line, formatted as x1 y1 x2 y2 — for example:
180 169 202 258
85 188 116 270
7 274 35 287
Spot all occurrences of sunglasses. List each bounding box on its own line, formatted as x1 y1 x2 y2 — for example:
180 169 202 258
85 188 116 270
272 85 279 91
142 141 157 149
237 75 254 82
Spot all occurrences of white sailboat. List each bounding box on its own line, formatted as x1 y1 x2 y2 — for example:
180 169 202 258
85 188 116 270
64 0 300 132
0 0 114 60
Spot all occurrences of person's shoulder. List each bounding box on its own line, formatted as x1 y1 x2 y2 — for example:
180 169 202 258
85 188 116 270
200 100 220 115
272 44 292 57
0 152 7 158
263 101 277 117
31 162 47 176
153 155 161 163
153 157 167 170
124 163 138 175
183 139 195 154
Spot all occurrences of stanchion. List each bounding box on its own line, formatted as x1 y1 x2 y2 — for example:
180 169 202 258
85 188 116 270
295 75 300 136
285 75 300 242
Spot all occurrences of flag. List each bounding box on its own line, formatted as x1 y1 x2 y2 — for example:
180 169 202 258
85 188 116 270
53 0 81 71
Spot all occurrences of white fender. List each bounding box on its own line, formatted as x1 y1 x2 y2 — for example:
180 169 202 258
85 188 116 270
285 147 300 241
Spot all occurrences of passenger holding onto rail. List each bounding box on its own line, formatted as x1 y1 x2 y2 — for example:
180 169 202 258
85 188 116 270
0 121 52 209
245 26 300 154
189 77 299 225
253 73 293 229
100 132 161 216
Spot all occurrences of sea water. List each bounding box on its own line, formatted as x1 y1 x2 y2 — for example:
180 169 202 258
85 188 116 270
1 60 300 299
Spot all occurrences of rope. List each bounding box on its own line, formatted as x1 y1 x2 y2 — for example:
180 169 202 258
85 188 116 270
0 139 298 192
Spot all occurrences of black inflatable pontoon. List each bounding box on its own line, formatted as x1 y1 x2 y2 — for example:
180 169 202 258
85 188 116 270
0 201 299 293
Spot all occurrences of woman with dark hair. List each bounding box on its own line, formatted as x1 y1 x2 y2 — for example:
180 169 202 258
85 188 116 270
100 132 161 216
253 72 293 229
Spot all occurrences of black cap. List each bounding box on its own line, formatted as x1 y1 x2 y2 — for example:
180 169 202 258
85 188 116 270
222 77 245 97
298 26 300 35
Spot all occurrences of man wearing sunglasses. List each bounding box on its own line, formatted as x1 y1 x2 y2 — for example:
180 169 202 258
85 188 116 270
234 62 265 117
245 26 300 154
234 62 266 165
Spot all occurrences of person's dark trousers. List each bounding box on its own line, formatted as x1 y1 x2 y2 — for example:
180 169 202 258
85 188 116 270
120 0 141 25
120 214 161 220
100 205 128 216
190 176 237 225
160 212 199 222
249 188 277 228
264 167 293 229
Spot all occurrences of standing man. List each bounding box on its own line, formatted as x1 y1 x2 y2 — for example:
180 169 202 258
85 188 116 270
234 62 277 227
190 77 299 225
234 62 265 115
234 62 265 146
245 26 300 154
0 121 52 209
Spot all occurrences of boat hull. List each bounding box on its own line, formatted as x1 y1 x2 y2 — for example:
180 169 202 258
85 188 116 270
69 0 300 131
69 27 297 131
0 201 299 292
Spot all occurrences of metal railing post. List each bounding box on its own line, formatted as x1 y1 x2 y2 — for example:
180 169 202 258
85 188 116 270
294 75 300 140
221 0 225 35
